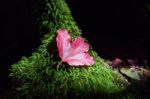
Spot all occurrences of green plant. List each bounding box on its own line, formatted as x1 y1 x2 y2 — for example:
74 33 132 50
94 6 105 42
9 0 128 99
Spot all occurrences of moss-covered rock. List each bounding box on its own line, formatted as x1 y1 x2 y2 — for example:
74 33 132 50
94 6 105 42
9 0 128 98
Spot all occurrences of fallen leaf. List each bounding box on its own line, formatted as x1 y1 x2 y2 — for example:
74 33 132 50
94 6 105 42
112 58 123 67
56 29 95 66
120 67 141 80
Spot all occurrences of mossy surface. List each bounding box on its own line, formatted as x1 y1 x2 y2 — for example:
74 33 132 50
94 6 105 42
9 0 130 99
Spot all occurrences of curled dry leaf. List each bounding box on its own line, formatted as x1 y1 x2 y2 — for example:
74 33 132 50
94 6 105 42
120 67 150 81
120 67 141 80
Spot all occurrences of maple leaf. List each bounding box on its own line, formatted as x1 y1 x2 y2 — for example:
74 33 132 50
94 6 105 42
56 29 95 66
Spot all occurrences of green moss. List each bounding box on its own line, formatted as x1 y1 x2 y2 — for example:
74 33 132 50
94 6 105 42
9 0 128 98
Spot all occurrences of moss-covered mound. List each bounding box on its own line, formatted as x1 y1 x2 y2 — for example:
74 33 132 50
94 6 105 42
9 0 129 99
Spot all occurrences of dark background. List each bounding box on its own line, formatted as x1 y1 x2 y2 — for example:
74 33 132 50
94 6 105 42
0 0 41 95
67 0 150 60
0 0 150 96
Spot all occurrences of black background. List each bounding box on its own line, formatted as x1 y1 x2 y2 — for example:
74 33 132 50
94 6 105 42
0 0 150 95
67 0 150 60
0 0 41 95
